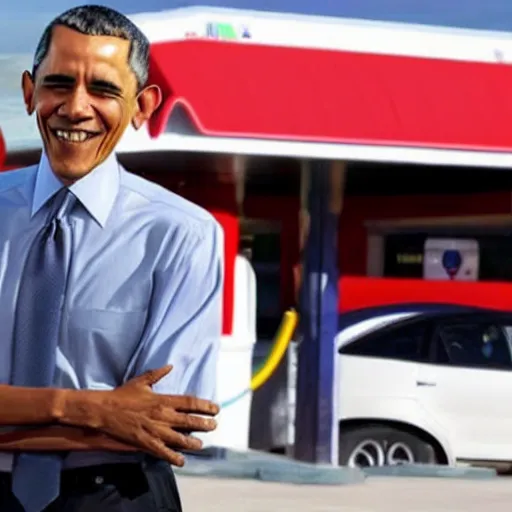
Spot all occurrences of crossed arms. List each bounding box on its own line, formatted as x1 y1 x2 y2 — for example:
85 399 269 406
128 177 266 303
0 367 218 465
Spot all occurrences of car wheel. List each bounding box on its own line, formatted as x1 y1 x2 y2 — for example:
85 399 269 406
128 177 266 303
339 425 437 468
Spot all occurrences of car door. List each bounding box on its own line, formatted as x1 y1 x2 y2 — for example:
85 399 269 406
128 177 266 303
416 314 512 462
339 316 431 421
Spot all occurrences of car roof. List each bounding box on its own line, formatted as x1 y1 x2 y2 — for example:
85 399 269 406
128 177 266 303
336 306 512 349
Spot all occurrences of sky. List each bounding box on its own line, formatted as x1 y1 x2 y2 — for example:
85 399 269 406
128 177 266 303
2 0 512 54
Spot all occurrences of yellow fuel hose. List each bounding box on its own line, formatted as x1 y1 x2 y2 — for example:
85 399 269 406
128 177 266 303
220 309 299 408
251 309 299 391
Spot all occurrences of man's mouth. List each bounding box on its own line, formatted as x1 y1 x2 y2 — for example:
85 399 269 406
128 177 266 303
50 128 101 143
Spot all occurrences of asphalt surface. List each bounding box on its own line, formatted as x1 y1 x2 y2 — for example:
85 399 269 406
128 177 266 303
177 474 512 511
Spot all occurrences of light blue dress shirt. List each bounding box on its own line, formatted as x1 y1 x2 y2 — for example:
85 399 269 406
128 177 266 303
0 151 224 470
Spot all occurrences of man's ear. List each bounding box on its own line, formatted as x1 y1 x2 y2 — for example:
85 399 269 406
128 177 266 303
21 71 35 116
132 85 162 130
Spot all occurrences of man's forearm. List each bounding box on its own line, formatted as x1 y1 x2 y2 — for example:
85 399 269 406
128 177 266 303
0 384 103 431
0 385 136 451
0 385 64 426
0 426 137 452
0 384 139 452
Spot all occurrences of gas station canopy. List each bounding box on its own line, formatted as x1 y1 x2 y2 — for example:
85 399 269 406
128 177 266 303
149 38 512 152
115 7 512 167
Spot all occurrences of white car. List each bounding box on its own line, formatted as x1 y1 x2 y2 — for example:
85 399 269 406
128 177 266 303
336 307 512 469
251 307 512 470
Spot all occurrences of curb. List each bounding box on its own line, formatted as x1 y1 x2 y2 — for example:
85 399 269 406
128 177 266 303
363 464 498 480
176 448 498 484
176 448 365 485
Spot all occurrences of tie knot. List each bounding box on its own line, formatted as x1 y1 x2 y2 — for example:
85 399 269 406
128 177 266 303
47 188 77 222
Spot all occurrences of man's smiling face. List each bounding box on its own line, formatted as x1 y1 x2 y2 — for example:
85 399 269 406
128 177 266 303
22 25 152 183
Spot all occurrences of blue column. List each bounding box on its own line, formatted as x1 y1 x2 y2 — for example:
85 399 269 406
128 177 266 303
295 161 340 464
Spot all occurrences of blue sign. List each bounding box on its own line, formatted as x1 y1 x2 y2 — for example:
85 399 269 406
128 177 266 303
442 250 462 279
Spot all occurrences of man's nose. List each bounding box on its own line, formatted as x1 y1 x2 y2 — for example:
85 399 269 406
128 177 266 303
57 86 92 120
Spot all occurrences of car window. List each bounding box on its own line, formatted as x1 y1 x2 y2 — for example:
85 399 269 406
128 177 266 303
434 322 512 370
341 322 426 361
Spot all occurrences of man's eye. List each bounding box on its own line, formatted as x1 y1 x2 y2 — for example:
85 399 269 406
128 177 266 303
92 89 114 95
89 87 120 97
89 81 123 97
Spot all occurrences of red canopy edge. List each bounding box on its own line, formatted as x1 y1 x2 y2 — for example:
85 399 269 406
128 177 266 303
340 277 512 313
148 40 512 152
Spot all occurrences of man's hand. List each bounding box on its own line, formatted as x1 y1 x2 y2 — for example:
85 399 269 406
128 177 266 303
57 366 220 466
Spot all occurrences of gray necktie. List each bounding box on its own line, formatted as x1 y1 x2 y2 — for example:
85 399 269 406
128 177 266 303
11 187 76 512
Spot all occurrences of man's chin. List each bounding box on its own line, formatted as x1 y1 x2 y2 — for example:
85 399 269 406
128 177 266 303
43 136 109 181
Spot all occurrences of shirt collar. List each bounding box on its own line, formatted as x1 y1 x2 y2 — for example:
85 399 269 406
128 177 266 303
32 151 120 228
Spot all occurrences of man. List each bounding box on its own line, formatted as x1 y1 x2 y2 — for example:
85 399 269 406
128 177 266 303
0 4 223 512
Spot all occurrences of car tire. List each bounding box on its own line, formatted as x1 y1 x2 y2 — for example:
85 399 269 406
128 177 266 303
338 424 437 468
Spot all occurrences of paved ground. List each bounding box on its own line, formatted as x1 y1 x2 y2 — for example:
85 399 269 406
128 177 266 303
177 475 512 511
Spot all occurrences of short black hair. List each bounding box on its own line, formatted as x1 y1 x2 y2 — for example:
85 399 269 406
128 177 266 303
32 4 150 89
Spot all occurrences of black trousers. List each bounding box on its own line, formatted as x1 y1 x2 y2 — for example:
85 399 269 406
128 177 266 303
0 459 182 512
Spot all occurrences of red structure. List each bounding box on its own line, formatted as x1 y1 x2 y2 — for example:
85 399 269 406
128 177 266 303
148 39 512 151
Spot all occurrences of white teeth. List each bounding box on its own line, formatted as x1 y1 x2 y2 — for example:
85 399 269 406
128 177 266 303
55 130 89 143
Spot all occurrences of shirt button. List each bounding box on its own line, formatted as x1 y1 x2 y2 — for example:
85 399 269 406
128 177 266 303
95 476 104 485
